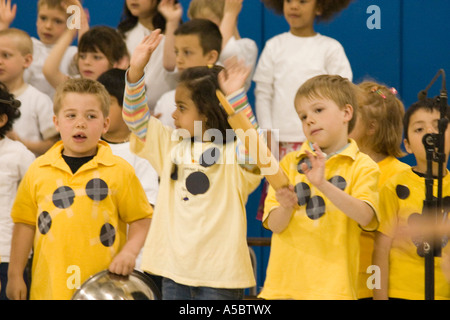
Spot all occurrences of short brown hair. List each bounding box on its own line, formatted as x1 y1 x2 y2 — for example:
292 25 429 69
53 78 110 117
356 81 405 158
295 74 358 133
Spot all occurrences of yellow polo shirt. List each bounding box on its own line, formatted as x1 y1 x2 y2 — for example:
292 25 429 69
11 141 153 300
358 156 410 298
260 139 379 300
378 168 450 300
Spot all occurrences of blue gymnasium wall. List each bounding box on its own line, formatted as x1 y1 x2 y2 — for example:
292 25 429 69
11 0 450 292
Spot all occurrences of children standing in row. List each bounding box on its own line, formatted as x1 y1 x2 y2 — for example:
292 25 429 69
0 83 35 300
6 78 153 300
259 75 380 299
122 31 262 300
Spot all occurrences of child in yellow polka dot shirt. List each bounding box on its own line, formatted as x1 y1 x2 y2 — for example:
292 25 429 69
260 75 380 300
7 79 152 300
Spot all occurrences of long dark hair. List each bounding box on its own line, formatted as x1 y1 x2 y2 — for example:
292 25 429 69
178 66 233 144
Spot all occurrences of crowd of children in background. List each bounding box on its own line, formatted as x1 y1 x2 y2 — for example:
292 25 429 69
0 0 449 300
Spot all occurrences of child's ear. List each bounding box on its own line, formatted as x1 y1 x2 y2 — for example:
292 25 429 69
206 50 219 66
0 113 8 127
103 116 110 134
343 104 354 123
23 53 33 69
403 138 413 154
53 114 60 132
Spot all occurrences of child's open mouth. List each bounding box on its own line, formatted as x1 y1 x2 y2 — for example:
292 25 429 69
73 134 87 142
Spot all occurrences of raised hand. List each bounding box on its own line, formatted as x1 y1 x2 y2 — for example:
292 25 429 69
301 143 327 188
0 0 17 30
158 0 183 24
218 56 251 95
128 29 163 82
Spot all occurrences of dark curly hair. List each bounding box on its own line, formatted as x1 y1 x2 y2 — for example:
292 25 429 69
178 66 233 143
261 0 352 22
0 82 21 139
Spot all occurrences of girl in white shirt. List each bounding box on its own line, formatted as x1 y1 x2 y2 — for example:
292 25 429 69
117 0 180 112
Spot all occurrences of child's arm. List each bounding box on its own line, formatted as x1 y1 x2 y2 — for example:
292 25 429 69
6 223 35 300
266 185 298 233
42 28 75 88
158 0 182 71
220 0 242 48
372 231 392 300
123 30 163 141
301 143 375 227
0 0 16 30
108 218 151 275
7 130 59 156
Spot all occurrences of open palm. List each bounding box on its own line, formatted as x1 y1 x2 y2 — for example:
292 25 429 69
218 57 251 95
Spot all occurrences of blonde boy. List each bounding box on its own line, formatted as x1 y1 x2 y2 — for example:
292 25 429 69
0 28 58 156
7 78 152 300
260 75 380 299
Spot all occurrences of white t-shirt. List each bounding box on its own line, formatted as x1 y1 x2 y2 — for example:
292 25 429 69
124 23 178 112
13 84 57 145
253 32 353 143
24 37 78 99
220 36 258 90
0 138 35 262
106 141 159 205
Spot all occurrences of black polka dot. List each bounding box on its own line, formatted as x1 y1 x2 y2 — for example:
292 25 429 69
100 223 116 247
86 178 109 201
38 211 52 235
295 182 311 206
52 186 75 209
306 196 326 220
186 171 210 195
329 176 347 191
297 158 311 174
396 184 410 199
199 147 220 167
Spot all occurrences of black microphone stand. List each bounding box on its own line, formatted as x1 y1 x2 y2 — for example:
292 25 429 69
420 69 447 300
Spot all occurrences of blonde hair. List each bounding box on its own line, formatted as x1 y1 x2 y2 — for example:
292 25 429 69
0 28 33 56
295 74 358 133
356 81 405 158
188 0 225 20
53 78 110 117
